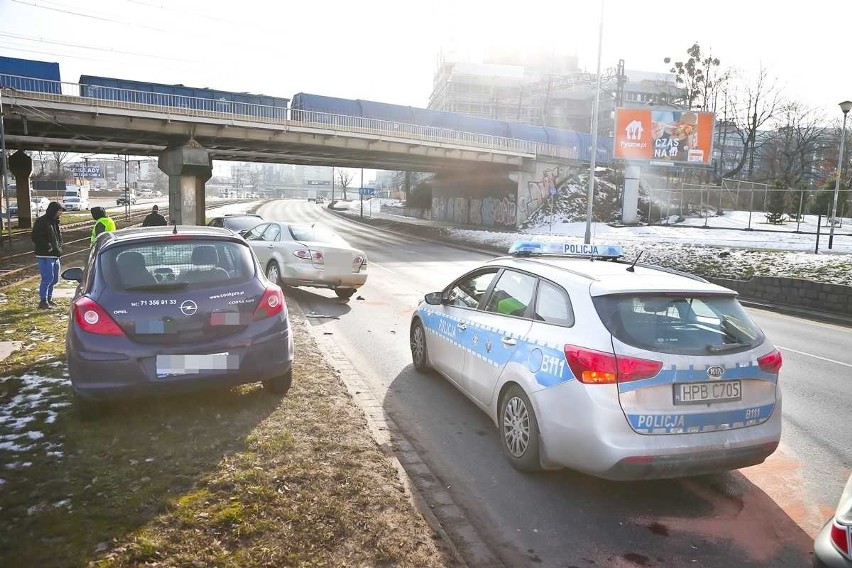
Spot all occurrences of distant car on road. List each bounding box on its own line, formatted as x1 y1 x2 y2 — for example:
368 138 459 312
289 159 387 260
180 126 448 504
116 194 136 206
814 472 852 567
60 225 294 417
409 240 783 479
315 197 325 205
206 213 264 235
243 221 367 299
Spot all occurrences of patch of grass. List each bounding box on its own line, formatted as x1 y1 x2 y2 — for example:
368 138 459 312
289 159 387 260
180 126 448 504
0 282 450 567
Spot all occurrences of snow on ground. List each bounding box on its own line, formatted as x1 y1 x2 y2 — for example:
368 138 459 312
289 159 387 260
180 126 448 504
0 373 70 472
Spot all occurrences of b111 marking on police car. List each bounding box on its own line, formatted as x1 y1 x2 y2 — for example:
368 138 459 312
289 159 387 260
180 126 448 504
674 380 742 405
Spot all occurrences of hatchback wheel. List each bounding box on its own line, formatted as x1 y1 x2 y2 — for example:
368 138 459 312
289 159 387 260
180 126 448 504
335 287 356 300
263 370 292 395
410 319 432 372
499 385 542 472
266 261 281 285
73 393 105 421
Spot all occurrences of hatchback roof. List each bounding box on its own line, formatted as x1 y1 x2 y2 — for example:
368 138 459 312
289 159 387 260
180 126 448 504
487 255 733 296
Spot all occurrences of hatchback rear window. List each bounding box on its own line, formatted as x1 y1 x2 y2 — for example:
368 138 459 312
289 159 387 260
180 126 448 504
99 239 256 290
593 294 765 355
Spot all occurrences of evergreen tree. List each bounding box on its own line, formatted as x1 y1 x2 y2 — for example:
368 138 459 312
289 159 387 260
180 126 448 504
764 182 789 224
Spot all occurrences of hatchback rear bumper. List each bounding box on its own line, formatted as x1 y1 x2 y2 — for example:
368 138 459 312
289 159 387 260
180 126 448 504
68 325 293 400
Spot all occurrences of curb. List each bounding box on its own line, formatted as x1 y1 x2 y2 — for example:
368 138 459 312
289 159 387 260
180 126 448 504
296 301 505 568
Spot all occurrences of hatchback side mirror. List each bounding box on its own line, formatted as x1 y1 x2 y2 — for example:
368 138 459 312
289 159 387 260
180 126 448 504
62 267 84 283
424 292 445 306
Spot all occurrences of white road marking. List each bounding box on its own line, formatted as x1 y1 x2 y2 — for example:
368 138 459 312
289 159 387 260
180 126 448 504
776 345 852 368
368 262 400 275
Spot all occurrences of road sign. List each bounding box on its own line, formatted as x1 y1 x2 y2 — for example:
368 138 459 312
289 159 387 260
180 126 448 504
359 188 376 197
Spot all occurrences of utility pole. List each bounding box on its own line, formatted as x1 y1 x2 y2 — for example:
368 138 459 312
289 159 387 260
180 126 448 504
0 90 10 244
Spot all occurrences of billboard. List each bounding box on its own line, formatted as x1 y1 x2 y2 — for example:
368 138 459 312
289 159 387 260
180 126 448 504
613 109 715 165
67 164 102 177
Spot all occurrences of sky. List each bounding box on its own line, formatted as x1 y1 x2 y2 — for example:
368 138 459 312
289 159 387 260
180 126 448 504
1 0 849 118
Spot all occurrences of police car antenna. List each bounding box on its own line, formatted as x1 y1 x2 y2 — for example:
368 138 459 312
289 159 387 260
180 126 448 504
626 251 643 272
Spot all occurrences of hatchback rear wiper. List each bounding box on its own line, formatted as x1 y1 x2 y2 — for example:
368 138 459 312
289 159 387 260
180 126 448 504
125 282 188 291
706 342 749 353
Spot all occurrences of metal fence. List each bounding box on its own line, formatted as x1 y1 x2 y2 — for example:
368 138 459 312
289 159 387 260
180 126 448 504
0 74 587 160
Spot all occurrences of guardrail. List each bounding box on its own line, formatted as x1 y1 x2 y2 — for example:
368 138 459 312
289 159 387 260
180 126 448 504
1 74 582 161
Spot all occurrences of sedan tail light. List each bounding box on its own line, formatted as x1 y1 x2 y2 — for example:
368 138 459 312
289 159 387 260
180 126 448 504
73 297 124 336
564 345 662 384
353 255 367 272
830 521 851 557
253 286 286 321
757 349 783 374
292 248 324 265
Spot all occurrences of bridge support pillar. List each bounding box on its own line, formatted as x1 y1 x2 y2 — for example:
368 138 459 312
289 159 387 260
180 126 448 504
621 165 640 224
158 141 212 226
8 151 33 229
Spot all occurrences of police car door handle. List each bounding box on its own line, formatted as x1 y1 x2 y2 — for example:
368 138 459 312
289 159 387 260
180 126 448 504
501 337 517 346
456 322 467 330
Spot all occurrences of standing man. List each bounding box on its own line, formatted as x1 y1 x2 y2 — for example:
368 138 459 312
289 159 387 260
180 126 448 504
142 204 167 227
31 201 64 310
90 206 116 245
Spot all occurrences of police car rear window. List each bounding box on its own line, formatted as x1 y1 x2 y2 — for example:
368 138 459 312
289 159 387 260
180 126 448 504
99 239 255 291
593 294 765 355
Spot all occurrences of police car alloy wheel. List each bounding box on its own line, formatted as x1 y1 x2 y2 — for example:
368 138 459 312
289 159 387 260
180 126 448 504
500 385 541 472
266 261 280 285
410 319 432 372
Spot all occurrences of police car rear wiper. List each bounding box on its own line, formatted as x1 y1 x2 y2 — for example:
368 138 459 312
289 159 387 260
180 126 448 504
125 282 188 291
706 342 749 353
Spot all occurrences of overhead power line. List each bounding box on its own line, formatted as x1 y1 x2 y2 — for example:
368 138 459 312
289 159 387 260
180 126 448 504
10 0 170 33
0 32 192 63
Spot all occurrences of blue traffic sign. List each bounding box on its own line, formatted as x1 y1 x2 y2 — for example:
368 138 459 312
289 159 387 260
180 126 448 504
359 188 376 196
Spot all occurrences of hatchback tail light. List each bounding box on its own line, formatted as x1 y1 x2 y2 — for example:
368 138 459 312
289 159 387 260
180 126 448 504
757 349 783 374
564 345 662 384
253 286 285 321
73 297 124 336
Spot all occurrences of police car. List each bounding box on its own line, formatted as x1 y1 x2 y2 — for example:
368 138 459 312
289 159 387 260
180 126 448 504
409 241 782 480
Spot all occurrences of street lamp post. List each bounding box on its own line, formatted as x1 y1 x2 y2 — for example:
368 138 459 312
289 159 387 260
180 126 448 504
828 100 852 250
583 0 605 245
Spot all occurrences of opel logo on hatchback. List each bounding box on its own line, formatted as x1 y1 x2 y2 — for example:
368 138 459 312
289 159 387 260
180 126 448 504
180 300 198 316
706 365 725 379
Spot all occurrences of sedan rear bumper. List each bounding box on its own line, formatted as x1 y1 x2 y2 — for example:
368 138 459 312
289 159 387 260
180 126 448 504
813 520 852 568
281 264 367 289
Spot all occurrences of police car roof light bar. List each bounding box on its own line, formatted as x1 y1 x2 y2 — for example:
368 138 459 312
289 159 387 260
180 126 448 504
508 241 624 259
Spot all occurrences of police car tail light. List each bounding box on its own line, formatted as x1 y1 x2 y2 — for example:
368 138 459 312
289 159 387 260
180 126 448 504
73 297 124 336
564 346 661 384
757 349 783 374
253 286 285 321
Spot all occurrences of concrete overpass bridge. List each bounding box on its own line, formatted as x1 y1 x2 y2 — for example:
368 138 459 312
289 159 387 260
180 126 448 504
1 77 582 226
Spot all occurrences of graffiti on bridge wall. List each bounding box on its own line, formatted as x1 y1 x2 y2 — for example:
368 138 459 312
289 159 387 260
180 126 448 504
519 166 564 224
432 195 517 228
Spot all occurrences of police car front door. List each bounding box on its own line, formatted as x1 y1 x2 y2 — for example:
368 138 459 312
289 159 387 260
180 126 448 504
461 270 536 407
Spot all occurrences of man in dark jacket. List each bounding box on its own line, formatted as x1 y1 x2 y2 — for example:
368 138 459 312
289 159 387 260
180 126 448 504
142 204 167 227
31 201 64 310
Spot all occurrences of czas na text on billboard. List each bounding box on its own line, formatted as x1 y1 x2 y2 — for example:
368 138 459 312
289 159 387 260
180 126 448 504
613 109 715 165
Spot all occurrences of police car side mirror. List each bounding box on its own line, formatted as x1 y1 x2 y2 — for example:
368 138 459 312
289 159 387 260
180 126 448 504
62 267 84 283
424 292 445 306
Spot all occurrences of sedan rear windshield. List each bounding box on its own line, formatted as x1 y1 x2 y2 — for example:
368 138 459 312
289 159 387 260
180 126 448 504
593 294 765 355
99 239 256 290
289 225 347 246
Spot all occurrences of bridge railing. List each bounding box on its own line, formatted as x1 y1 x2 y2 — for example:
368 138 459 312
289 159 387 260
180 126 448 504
1 74 581 160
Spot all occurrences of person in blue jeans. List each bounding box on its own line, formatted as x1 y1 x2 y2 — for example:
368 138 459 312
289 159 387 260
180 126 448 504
31 201 65 310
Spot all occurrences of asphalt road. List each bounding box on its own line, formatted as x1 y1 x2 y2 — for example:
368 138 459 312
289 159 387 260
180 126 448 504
257 198 849 568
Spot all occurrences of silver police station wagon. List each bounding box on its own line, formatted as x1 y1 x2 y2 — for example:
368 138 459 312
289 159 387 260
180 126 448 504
409 241 782 480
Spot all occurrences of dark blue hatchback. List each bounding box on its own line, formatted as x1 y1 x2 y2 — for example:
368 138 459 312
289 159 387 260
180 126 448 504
62 226 294 414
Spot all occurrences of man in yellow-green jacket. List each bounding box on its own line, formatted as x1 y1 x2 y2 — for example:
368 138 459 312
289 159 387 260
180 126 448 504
90 206 116 245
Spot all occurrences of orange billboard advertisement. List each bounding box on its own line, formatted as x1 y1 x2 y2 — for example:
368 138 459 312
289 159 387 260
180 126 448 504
613 109 715 165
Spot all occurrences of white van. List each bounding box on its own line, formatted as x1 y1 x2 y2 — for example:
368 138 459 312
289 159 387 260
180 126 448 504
63 186 90 211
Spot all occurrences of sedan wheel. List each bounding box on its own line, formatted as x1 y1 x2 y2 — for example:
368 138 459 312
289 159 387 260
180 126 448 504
410 319 432 372
266 261 281 285
499 385 542 471
335 288 356 300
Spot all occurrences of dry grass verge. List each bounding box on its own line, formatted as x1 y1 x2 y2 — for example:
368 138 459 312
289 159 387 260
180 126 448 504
0 283 452 567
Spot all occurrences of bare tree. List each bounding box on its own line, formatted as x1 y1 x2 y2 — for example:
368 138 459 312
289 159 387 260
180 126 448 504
336 169 353 200
720 66 781 180
756 101 829 187
51 151 70 176
663 43 725 111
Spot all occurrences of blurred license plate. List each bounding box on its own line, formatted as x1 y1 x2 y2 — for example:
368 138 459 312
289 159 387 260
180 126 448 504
156 353 237 378
674 381 741 405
